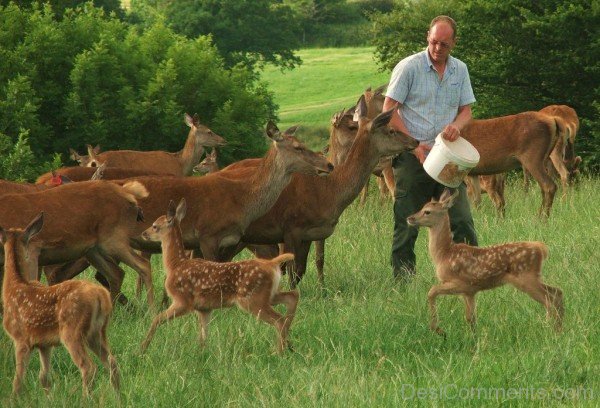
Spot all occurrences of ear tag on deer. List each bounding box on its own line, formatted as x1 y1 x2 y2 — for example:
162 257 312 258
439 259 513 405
50 174 63 186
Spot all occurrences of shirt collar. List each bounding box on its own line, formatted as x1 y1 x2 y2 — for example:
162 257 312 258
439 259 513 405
423 50 456 74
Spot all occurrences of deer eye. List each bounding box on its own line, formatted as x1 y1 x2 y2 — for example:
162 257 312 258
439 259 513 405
152 225 158 231
424 210 431 215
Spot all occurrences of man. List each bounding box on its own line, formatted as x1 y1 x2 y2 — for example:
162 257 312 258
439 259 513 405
384 15 478 280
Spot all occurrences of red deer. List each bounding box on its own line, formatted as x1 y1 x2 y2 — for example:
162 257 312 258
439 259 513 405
465 174 507 216
0 174 71 195
192 148 219 175
139 199 298 354
69 113 226 176
226 95 418 287
1 213 120 396
36 165 175 184
45 122 333 292
0 180 153 308
407 189 563 336
368 89 567 217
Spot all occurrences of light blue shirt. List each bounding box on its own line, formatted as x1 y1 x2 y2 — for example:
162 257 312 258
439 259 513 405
386 50 475 146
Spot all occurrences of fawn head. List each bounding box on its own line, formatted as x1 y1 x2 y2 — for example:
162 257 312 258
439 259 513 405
407 189 459 228
184 113 227 148
355 94 418 156
265 121 334 176
193 148 218 174
84 144 103 168
0 212 44 279
142 199 187 242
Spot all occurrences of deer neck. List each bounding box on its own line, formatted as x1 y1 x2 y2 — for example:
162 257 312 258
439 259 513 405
2 237 28 302
328 132 380 209
161 223 191 273
241 147 294 224
427 213 454 265
179 131 204 176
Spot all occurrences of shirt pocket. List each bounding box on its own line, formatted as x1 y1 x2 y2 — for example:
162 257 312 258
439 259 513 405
445 84 461 107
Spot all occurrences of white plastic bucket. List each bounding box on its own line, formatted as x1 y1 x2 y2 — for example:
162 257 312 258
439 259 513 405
423 133 480 188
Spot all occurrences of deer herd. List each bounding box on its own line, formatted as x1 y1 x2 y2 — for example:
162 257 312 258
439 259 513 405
0 88 576 397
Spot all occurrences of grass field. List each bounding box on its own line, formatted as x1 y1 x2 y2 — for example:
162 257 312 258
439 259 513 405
1 48 599 406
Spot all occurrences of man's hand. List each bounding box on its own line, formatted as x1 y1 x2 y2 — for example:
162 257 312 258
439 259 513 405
414 143 432 164
442 123 461 142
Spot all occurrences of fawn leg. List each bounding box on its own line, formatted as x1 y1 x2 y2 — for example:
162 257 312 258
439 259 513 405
427 281 467 337
38 346 52 392
505 275 563 331
196 310 212 346
140 303 189 352
271 290 299 350
62 336 95 397
237 299 287 354
88 328 120 392
12 342 32 395
462 294 477 332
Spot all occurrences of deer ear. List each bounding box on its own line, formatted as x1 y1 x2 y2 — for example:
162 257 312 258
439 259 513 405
184 113 193 128
166 200 176 224
371 109 394 130
265 121 283 141
92 145 101 155
284 125 299 136
69 148 80 161
354 95 367 121
175 198 187 222
440 189 459 209
22 212 44 245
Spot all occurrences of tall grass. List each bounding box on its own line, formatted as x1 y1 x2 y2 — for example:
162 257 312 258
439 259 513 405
1 47 599 406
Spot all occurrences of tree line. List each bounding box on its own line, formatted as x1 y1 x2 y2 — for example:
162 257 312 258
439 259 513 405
0 0 598 180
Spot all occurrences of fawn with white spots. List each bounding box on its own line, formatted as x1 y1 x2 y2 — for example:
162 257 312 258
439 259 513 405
1 213 120 397
140 199 299 354
407 189 564 336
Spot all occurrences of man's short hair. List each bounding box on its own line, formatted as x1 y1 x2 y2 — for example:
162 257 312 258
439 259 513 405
430 15 457 38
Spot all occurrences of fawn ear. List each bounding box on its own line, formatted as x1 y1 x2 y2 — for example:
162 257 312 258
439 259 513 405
22 212 44 245
440 188 459 209
69 148 81 162
166 200 177 224
175 198 187 222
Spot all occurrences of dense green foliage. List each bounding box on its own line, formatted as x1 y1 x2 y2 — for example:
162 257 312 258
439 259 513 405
370 0 600 172
0 2 275 180
0 0 123 16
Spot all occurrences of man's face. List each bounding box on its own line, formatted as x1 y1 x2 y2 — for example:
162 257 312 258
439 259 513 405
427 23 455 64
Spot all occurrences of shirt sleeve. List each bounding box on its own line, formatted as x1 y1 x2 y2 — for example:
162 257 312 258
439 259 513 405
386 59 412 104
459 65 476 107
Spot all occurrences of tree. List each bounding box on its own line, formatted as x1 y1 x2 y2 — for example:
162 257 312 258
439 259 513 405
131 0 302 70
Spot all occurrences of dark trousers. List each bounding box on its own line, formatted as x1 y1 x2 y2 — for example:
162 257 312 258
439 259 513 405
391 151 478 278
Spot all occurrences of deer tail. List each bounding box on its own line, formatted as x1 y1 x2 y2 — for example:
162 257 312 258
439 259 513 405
271 253 294 265
121 181 149 202
531 242 549 261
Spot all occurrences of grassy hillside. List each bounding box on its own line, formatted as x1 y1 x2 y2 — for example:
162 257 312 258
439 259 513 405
260 47 390 148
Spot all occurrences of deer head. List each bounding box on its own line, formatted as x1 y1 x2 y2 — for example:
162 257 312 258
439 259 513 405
69 147 96 167
184 113 227 148
85 144 103 168
265 121 334 176
142 199 187 242
355 95 418 156
407 189 459 228
0 212 44 280
193 149 218 174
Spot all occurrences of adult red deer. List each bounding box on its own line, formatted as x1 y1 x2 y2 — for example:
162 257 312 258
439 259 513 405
367 88 566 217
1 174 71 195
69 113 226 176
36 165 174 184
0 180 153 307
227 95 418 287
1 213 120 397
46 122 334 291
465 174 507 216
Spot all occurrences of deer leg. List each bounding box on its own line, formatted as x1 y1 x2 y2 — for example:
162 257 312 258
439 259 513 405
112 248 155 310
382 164 395 200
140 302 190 353
271 290 299 349
135 251 153 298
488 181 506 217
44 258 91 285
12 342 32 395
549 145 570 194
237 298 288 354
462 294 477 332
62 336 95 397
288 240 311 289
86 250 127 305
314 240 325 287
359 176 370 206
522 161 557 218
199 240 219 261
87 327 120 392
427 281 468 337
504 275 563 331
523 169 531 191
465 175 482 208
196 310 212 346
38 346 52 392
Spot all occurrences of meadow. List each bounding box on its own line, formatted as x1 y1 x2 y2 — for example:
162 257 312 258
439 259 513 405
1 47 599 407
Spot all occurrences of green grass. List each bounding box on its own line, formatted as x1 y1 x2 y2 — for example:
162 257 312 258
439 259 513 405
260 47 390 148
2 47 599 406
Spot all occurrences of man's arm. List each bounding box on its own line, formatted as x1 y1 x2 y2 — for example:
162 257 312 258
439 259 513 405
383 96 430 164
442 104 472 142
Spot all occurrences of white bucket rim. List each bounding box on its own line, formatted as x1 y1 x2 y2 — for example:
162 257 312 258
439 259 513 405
435 134 480 166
